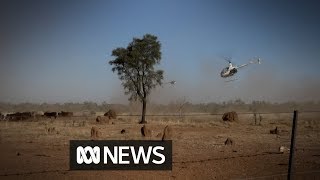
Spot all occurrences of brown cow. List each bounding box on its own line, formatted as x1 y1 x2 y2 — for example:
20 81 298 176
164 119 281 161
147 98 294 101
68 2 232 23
222 111 238 122
58 111 73 117
7 112 32 121
44 112 57 119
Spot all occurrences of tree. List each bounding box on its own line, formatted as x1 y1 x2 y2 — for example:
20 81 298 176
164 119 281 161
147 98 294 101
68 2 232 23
109 34 164 124
175 96 188 117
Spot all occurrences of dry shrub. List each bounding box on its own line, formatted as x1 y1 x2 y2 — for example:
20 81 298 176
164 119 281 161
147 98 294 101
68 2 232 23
91 127 99 139
270 127 278 134
104 110 117 119
224 138 234 145
96 116 111 124
81 121 86 127
47 127 56 134
141 125 152 137
162 125 172 141
96 116 102 123
156 132 163 138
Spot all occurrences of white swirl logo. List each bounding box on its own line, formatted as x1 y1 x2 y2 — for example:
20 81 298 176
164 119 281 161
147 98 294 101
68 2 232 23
76 146 100 164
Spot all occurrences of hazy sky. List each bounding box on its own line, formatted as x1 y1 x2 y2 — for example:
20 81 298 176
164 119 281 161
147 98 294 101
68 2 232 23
0 0 319 104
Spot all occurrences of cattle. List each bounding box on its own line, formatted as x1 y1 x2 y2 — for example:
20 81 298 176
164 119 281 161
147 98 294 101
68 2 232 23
6 112 33 121
44 112 57 119
1 112 11 120
222 111 238 122
0 113 4 120
32 111 44 119
6 113 15 120
58 111 73 117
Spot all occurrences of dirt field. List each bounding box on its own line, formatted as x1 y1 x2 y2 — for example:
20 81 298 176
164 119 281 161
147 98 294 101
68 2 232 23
0 113 319 180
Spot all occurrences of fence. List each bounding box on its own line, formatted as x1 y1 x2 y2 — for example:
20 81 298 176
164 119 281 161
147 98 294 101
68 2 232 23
1 110 319 179
113 110 320 179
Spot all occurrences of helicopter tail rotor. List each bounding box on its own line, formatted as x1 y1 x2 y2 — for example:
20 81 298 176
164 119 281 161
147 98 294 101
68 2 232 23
257 58 261 64
249 57 261 64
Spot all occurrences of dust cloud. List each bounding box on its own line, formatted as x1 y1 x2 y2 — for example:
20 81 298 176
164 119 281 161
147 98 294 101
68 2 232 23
148 58 320 104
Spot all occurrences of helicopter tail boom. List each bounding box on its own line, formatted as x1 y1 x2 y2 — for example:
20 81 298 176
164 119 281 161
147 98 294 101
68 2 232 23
236 58 261 69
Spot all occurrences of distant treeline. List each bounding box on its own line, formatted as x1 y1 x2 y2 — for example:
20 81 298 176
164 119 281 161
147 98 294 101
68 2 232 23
0 100 319 114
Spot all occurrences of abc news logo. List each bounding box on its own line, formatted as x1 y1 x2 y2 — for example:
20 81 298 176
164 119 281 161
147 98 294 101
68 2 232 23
70 140 172 170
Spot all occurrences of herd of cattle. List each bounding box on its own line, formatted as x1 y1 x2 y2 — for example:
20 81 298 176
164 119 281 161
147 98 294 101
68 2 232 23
0 111 74 121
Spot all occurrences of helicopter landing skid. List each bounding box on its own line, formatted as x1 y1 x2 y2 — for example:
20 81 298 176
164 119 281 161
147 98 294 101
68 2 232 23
225 78 238 82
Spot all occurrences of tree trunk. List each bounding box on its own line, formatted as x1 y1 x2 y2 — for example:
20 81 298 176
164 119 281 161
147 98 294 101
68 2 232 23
140 99 147 124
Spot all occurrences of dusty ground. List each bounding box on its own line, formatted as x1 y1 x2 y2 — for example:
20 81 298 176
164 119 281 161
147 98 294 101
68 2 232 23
0 113 319 180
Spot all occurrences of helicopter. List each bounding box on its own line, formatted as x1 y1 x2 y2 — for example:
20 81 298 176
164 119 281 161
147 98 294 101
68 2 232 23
220 57 261 81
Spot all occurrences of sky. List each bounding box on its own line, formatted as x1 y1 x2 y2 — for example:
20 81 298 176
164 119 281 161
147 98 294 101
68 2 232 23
0 0 319 104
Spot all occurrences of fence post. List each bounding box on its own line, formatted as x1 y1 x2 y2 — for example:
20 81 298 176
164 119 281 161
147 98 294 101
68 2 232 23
288 110 298 180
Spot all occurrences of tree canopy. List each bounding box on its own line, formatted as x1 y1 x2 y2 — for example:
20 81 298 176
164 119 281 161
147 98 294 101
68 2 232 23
109 34 164 123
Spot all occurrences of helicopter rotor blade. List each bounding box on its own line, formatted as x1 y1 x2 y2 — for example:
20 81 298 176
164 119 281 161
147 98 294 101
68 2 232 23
223 56 232 63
